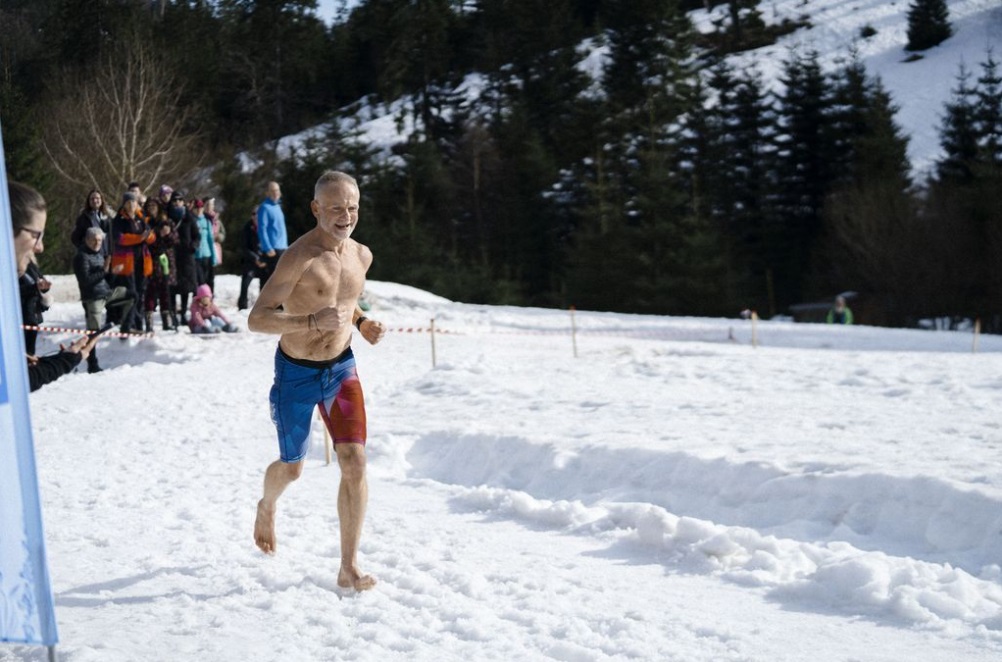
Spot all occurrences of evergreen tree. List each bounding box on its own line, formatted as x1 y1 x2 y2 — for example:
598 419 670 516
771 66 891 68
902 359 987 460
827 53 911 190
467 0 595 303
55 0 142 69
969 53 1002 323
699 59 776 312
379 0 460 142
937 63 979 183
725 0 767 50
563 0 727 315
214 0 329 141
905 0 952 52
973 52 1002 168
769 49 835 306
924 53 1002 324
0 77 52 190
819 56 914 319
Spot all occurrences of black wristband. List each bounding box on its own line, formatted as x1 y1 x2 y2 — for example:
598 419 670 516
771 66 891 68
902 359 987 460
355 316 368 331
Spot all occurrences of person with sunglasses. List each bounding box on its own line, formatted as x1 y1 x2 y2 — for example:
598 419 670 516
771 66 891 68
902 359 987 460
9 180 98 391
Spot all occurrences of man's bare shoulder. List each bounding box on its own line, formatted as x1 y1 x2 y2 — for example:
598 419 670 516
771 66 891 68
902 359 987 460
285 230 327 259
349 239 373 267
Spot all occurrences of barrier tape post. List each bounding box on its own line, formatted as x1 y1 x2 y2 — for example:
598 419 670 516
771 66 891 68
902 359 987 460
973 317 981 354
751 311 759 348
430 318 437 368
570 305 578 358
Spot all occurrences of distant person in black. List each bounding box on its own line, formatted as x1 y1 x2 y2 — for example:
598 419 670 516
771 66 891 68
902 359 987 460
70 188 114 256
238 206 267 310
9 180 97 391
168 191 200 325
19 258 50 355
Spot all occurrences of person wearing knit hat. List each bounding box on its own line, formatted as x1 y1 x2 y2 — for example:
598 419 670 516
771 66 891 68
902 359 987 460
159 185 174 207
167 189 199 323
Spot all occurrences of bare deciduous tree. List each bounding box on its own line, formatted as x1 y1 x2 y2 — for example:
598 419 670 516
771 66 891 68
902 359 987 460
43 43 203 199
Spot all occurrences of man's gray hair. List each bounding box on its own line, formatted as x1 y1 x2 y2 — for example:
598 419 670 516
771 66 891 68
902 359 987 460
85 226 105 240
314 171 358 199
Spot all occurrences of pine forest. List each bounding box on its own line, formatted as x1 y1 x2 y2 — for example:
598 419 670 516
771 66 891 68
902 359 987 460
1 0 1000 329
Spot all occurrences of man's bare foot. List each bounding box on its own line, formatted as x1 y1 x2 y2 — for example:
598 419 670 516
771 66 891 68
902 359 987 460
254 500 277 555
338 565 376 591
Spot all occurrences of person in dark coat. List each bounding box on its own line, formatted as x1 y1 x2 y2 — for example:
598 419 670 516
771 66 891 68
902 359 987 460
70 189 114 255
73 227 134 372
168 190 200 325
238 207 266 310
10 179 97 391
19 258 50 355
146 197 180 331
71 189 117 322
110 192 155 334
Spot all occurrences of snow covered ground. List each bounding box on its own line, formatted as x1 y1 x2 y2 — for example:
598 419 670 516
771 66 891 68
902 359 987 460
3 274 1002 661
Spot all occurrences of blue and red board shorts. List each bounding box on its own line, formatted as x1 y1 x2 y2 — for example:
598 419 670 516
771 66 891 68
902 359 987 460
269 344 367 463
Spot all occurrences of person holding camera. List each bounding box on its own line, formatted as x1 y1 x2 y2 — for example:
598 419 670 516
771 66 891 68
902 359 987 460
10 180 98 391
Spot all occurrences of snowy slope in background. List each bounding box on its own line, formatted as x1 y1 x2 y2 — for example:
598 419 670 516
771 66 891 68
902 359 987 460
694 0 1002 174
288 0 1002 179
2 275 1001 661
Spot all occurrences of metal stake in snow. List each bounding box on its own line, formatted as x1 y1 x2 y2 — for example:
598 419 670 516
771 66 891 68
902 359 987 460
570 306 578 358
430 318 437 368
973 318 981 354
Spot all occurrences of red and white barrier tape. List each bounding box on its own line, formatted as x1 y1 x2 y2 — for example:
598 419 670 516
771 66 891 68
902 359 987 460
385 326 462 334
21 324 155 340
382 324 729 342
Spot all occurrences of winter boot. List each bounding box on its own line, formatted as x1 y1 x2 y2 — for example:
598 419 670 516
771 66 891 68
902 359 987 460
87 349 102 374
161 311 175 332
144 312 154 334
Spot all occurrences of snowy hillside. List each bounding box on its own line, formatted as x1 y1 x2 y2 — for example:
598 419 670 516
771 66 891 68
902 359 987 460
3 275 1002 661
297 0 1002 178
695 0 1002 174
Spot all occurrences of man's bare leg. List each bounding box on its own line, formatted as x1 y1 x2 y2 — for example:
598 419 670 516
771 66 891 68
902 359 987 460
335 443 376 590
254 459 305 554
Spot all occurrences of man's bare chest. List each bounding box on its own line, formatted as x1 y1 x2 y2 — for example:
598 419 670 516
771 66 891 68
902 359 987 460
289 254 364 312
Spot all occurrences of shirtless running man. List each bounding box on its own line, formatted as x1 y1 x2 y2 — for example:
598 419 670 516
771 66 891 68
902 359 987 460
248 170 385 591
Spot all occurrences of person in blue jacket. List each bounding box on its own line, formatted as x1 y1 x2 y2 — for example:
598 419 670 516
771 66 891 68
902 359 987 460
256 180 287 284
192 198 216 292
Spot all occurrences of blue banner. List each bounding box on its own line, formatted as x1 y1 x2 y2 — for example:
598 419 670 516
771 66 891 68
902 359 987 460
0 122 59 646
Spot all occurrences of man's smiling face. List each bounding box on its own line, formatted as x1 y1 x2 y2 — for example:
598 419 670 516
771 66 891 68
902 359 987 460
312 181 360 242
